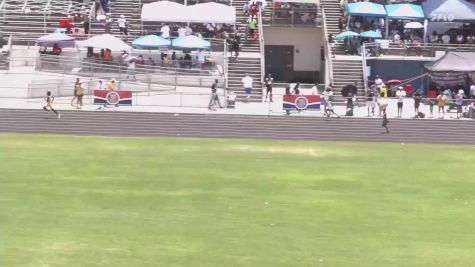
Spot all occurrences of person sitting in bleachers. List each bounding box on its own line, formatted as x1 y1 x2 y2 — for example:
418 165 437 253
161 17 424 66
52 44 62 55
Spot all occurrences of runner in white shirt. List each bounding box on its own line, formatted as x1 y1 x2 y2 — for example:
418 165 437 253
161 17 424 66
160 24 170 38
242 74 253 99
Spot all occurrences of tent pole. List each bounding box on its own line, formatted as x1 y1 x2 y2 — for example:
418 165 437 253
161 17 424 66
423 19 428 43
385 17 389 40
347 15 351 31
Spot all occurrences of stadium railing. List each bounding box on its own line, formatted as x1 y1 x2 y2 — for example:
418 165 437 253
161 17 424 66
269 7 321 27
363 42 475 58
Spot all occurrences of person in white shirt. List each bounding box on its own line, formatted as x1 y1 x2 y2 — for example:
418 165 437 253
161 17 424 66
185 25 193 36
97 80 107 90
126 58 136 81
311 83 319 95
374 75 384 91
117 15 127 36
441 34 450 44
196 50 206 68
178 27 186 37
456 34 464 44
393 32 401 43
396 86 406 118
242 74 253 99
470 83 475 99
160 24 170 39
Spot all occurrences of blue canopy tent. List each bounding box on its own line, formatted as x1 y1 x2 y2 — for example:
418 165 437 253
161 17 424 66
335 31 359 41
347 2 386 17
171 35 211 49
422 0 475 22
385 4 425 20
132 35 171 49
360 31 382 39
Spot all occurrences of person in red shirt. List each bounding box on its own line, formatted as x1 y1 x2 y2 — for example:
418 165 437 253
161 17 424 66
52 43 62 55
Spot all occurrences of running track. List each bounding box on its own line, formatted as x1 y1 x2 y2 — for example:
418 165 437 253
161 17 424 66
1 109 475 144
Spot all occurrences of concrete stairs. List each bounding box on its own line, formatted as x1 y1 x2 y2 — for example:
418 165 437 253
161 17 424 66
331 58 365 96
227 57 262 101
320 0 346 55
228 0 263 102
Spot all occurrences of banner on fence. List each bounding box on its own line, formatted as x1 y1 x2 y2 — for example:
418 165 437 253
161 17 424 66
283 95 321 111
94 90 132 106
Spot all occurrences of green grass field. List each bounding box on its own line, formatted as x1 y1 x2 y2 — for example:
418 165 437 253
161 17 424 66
1 134 475 267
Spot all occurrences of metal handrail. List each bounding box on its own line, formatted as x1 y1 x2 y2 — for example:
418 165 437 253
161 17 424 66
321 8 333 87
361 42 368 94
258 10 265 86
21 0 28 13
66 0 73 14
88 1 95 38
223 39 228 89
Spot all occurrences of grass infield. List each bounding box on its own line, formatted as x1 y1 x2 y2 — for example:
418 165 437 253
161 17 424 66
1 134 475 267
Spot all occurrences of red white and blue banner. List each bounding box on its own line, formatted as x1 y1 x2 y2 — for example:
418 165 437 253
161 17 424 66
283 95 321 111
94 90 132 106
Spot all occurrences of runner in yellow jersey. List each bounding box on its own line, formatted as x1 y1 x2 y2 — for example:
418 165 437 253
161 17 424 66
43 91 61 118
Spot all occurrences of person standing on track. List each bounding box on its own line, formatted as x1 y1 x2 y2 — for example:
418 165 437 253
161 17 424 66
437 91 447 119
265 74 273 102
71 78 80 107
75 82 85 109
382 112 389 133
43 91 61 119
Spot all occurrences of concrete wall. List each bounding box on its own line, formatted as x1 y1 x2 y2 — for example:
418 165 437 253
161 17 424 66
263 27 323 72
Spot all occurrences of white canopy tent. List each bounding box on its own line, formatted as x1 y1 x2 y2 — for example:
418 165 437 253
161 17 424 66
77 34 132 51
141 1 236 24
141 1 189 22
188 3 236 24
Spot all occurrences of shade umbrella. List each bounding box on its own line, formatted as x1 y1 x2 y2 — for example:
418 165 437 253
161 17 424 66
132 35 171 49
171 35 210 49
77 34 132 51
359 31 382 39
404 21 424 29
36 32 76 48
335 31 360 41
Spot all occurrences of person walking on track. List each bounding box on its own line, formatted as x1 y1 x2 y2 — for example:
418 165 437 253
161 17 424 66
71 78 80 107
382 112 389 134
43 91 61 119
208 79 223 110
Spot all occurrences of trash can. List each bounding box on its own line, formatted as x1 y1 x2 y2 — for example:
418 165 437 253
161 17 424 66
226 90 236 109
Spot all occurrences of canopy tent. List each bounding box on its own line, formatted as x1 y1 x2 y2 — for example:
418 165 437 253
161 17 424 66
404 21 424 29
425 52 475 72
78 34 132 51
385 4 424 20
360 31 382 39
273 0 315 3
335 30 359 40
347 2 386 17
171 35 210 49
188 3 236 24
141 1 189 22
141 1 236 24
36 33 76 48
422 0 475 22
132 35 171 49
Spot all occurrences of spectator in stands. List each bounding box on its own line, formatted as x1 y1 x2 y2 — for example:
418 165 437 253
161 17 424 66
247 17 257 41
196 50 206 69
118 15 128 36
396 86 406 118
184 53 192 68
242 73 253 100
249 4 258 19
456 33 464 44
229 36 240 59
136 55 145 65
51 43 62 55
104 49 112 60
97 80 106 90
467 33 475 44
105 15 112 33
430 31 439 43
178 26 186 37
293 82 301 95
185 25 193 36
100 0 110 14
328 34 335 58
126 57 136 81
83 11 90 34
107 79 116 91
160 24 170 39
441 33 450 44
470 83 475 99
148 57 156 66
